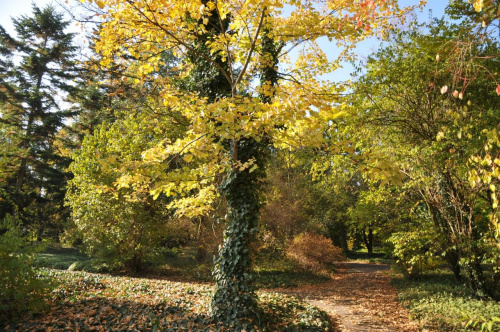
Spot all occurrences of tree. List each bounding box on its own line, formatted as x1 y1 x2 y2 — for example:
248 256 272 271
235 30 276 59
352 17 500 297
0 4 78 239
80 0 412 326
66 38 189 270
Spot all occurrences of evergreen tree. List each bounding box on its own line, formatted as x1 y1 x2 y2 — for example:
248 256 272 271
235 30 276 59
0 4 78 239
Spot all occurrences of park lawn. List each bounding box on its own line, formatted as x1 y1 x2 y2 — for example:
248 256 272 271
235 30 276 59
5 269 333 332
34 245 90 270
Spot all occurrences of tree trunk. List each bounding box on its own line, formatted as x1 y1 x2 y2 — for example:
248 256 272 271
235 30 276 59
211 138 267 326
328 221 348 254
211 13 277 327
363 227 373 255
444 250 461 281
462 257 490 298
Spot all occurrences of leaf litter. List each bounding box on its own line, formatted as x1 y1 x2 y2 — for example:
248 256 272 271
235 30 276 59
6 269 333 331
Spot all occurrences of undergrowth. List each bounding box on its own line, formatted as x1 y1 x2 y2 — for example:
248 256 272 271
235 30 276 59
254 251 331 288
392 270 500 331
346 250 393 264
35 245 332 289
5 269 334 331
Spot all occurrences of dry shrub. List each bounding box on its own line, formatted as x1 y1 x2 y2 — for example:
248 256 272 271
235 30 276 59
286 233 345 272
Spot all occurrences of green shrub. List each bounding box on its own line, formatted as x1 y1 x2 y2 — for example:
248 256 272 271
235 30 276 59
466 316 500 332
0 214 52 323
66 120 177 272
388 229 443 279
286 233 345 273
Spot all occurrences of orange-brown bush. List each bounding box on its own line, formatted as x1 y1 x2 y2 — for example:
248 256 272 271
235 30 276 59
286 233 345 272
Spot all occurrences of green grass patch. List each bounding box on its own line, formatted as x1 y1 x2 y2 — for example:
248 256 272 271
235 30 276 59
392 270 500 331
346 250 393 264
33 245 333 289
146 247 332 288
34 245 89 270
6 269 334 331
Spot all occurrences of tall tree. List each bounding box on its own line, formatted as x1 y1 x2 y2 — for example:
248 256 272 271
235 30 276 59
352 18 500 297
0 5 78 238
80 0 412 326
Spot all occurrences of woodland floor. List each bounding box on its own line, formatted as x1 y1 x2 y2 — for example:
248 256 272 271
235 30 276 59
7 256 423 331
275 262 420 332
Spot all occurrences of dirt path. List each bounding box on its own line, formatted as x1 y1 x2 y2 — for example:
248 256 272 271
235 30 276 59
277 262 419 332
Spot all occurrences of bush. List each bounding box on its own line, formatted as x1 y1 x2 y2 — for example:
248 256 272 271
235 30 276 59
286 233 345 273
388 229 443 279
0 214 52 323
66 120 177 272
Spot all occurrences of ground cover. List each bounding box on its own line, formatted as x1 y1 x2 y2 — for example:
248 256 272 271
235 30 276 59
393 271 500 331
4 269 333 331
28 246 500 331
345 249 393 265
34 245 90 270
33 246 331 289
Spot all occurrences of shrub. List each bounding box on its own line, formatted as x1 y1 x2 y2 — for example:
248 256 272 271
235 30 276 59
66 120 176 272
286 233 345 273
388 229 443 279
0 214 52 323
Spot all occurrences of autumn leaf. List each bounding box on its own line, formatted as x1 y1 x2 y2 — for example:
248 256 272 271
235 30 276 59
473 0 484 12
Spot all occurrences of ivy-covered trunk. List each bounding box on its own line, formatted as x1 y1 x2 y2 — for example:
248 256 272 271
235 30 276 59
211 14 278 327
211 138 267 326
182 2 263 325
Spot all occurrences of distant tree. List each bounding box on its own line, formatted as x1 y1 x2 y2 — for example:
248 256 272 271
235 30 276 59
0 4 79 239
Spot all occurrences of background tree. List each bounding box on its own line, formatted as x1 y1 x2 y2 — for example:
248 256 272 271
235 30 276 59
67 110 183 271
0 4 78 239
352 17 500 297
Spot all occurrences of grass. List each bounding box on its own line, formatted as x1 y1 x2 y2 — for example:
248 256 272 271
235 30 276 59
346 249 394 264
392 270 500 331
152 248 332 288
34 245 90 270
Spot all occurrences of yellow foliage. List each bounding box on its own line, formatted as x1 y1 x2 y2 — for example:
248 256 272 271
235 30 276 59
83 0 415 217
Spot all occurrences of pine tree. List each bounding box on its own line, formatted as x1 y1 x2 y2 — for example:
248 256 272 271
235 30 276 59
0 4 78 239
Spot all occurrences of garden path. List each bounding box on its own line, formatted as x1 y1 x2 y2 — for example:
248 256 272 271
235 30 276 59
276 262 420 332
